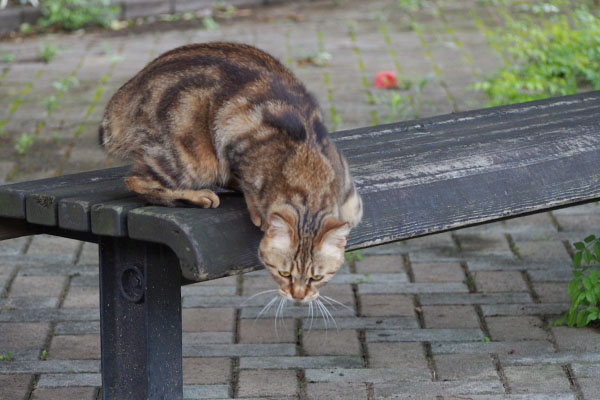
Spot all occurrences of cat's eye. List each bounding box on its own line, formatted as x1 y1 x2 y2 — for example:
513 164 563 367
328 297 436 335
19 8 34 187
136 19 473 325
279 270 291 278
312 275 324 281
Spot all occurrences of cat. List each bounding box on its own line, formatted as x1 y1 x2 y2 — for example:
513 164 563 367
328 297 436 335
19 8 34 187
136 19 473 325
100 42 362 302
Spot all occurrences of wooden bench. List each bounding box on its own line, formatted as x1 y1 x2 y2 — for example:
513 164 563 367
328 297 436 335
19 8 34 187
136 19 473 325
1 91 599 400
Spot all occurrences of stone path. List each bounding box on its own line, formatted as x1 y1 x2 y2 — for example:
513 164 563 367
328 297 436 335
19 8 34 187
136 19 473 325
1 0 599 399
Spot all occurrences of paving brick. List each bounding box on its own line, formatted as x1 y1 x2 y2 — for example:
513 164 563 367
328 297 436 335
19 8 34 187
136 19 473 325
431 340 555 356
182 357 230 385
76 243 98 265
0 374 33 400
183 343 296 357
501 352 600 366
504 214 556 232
552 326 600 352
306 382 367 400
238 318 296 344
455 232 511 254
373 380 505 397
533 282 570 303
303 330 361 356
62 287 99 309
47 335 100 360
366 329 483 343
412 261 465 283
30 387 97 400
368 342 429 378
331 273 408 285
182 308 235 332
181 285 237 297
9 275 67 298
420 292 532 305
309 316 418 330
486 316 547 341
182 384 230 399
357 282 468 294
0 360 99 374
554 214 600 232
183 332 233 345
318 284 356 306
578 377 600 400
571 362 600 377
240 356 363 370
0 236 28 255
360 294 414 317
503 365 571 393
237 369 298 397
356 255 405 273
0 322 49 349
0 296 59 309
435 353 497 381
422 305 480 328
475 271 528 293
36 373 100 388
515 241 571 262
26 235 81 263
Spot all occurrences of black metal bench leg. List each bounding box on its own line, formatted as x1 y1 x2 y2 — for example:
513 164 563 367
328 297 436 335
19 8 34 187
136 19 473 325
99 237 183 400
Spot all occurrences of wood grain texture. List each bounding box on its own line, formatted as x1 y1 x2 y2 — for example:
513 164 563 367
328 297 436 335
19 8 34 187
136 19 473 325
25 178 128 226
58 188 132 232
0 167 129 219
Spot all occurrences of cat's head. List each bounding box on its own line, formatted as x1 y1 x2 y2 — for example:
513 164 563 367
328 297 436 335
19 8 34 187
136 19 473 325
258 209 350 302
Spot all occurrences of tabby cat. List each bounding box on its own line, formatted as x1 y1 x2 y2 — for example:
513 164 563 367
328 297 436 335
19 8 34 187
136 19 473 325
100 42 362 302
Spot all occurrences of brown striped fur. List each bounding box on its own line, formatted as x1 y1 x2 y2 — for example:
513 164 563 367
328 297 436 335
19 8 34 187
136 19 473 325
100 42 362 301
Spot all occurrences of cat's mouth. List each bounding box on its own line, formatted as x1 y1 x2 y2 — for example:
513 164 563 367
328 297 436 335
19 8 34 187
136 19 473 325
279 289 319 303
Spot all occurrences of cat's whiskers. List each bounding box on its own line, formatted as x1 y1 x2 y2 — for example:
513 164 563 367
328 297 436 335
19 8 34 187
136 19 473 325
317 298 338 332
254 295 279 325
274 297 287 338
321 295 356 315
241 289 279 306
307 301 314 332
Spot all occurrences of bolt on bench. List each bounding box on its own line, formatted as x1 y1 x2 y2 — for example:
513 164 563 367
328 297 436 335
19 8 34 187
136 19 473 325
1 92 600 399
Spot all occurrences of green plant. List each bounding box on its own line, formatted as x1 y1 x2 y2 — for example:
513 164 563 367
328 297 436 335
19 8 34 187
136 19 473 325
0 352 12 361
14 133 34 155
202 16 219 31
554 235 600 328
38 0 119 31
40 349 48 360
1 52 15 62
345 249 364 263
481 336 491 343
37 43 58 63
472 6 600 106
398 0 423 11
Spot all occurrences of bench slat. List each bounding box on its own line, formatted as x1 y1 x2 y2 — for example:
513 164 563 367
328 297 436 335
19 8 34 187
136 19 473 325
90 197 147 237
126 92 600 281
58 188 134 232
0 167 129 219
26 178 127 226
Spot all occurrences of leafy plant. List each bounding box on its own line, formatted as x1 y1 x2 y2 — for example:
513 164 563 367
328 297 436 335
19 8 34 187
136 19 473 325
0 352 12 361
345 250 364 263
202 16 220 31
37 43 58 63
1 52 15 62
14 133 34 155
555 235 600 328
38 0 120 31
472 6 600 106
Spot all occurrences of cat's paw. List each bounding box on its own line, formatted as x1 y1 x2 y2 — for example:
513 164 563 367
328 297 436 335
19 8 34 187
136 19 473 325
189 189 220 208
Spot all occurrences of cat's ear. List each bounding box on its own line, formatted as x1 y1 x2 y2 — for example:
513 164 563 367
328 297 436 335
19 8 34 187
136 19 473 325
265 211 296 250
316 218 350 258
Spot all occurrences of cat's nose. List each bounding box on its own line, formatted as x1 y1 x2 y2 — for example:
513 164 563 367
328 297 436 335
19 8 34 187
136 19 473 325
292 293 305 301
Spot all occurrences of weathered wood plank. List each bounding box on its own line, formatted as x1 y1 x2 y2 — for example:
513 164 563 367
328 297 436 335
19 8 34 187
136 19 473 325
91 197 147 237
58 188 133 232
25 179 127 226
127 91 600 281
0 167 129 219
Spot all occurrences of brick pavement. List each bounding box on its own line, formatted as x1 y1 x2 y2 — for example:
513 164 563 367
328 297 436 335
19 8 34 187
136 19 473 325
1 0 600 399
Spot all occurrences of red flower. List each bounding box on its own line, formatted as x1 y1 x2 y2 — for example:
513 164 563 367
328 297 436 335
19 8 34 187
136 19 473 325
374 71 398 89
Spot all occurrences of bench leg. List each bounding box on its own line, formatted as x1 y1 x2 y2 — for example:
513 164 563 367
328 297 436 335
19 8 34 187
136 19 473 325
98 237 183 400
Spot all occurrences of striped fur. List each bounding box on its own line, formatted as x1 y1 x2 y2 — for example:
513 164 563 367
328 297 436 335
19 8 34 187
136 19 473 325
101 42 362 301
